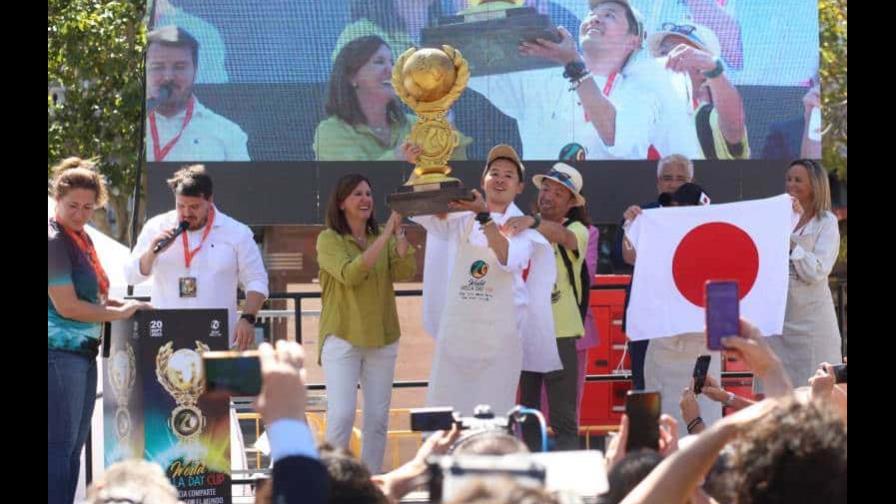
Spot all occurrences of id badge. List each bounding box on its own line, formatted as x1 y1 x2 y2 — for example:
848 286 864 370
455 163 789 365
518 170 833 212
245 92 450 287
179 277 197 298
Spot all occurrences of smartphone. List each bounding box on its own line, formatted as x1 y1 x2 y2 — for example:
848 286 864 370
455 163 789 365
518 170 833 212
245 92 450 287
202 350 262 396
410 407 456 432
625 390 661 452
705 280 740 351
831 363 847 384
692 355 712 394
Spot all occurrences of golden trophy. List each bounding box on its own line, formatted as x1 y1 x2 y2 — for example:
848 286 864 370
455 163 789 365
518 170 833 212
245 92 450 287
156 341 210 442
109 344 136 441
386 45 475 216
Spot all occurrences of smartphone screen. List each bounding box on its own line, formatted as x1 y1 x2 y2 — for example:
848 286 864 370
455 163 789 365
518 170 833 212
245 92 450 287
203 350 262 396
705 280 740 351
625 390 661 452
831 364 847 384
692 355 712 394
410 407 456 432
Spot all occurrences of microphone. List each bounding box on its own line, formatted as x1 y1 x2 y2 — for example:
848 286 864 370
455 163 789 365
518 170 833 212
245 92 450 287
153 220 189 253
146 83 174 111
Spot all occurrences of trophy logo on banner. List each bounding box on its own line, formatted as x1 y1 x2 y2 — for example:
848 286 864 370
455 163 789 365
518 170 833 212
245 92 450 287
109 344 137 440
386 45 475 216
156 341 210 442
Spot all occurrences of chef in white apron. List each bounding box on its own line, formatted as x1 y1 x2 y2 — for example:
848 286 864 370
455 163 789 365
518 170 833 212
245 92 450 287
413 145 561 417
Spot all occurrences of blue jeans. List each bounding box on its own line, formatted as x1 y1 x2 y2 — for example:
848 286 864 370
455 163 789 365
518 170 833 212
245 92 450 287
48 350 97 504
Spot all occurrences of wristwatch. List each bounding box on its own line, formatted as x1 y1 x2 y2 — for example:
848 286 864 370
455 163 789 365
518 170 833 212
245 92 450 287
703 58 725 79
240 313 257 325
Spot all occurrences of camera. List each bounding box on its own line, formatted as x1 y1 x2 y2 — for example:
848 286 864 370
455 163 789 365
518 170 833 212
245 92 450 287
410 404 513 436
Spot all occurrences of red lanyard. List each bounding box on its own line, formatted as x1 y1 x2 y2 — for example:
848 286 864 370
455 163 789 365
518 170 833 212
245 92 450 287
149 95 195 161
603 71 619 96
584 71 619 124
59 221 110 299
182 206 216 269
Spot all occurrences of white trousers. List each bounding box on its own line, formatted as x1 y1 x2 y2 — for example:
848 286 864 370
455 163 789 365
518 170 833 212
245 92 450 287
321 335 398 473
644 332 723 435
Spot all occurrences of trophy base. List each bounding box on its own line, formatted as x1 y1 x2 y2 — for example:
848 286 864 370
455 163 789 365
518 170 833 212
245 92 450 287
387 180 475 217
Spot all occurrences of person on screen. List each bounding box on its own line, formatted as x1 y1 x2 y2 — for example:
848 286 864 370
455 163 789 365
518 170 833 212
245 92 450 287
313 35 471 161
331 0 441 61
145 26 250 162
762 77 822 160
153 0 229 83
648 22 749 160
468 0 702 160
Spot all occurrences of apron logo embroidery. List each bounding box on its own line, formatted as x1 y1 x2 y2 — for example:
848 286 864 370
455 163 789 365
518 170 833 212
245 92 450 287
470 260 489 279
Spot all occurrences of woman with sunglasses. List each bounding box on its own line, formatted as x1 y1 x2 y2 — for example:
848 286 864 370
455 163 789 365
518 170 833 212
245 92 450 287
412 144 561 418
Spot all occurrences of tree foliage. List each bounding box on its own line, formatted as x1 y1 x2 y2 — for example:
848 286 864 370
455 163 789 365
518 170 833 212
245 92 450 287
48 0 147 243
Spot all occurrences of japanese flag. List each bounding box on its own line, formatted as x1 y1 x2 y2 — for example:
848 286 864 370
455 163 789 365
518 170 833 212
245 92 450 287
625 194 793 341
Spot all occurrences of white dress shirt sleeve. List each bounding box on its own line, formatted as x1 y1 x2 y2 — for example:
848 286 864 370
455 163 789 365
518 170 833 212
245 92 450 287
790 213 840 285
124 217 161 285
235 225 269 297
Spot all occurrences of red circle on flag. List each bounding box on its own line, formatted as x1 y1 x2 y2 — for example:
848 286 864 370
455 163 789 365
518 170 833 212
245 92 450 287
672 222 759 307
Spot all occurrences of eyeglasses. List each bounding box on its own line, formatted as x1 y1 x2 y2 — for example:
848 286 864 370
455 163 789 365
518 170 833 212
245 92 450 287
660 23 706 47
662 22 696 35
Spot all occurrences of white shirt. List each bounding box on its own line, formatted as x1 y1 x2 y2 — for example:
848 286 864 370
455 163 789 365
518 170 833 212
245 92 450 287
124 206 269 346
145 97 250 162
468 55 702 160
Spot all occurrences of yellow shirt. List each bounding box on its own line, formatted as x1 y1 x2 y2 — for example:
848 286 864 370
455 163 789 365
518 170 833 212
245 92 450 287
697 103 751 160
551 221 589 338
313 114 471 161
316 228 417 361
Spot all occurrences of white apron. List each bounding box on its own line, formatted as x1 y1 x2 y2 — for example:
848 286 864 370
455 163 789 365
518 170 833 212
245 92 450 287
426 221 522 416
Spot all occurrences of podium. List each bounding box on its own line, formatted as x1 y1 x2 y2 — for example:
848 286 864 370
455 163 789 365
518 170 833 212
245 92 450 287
103 309 233 504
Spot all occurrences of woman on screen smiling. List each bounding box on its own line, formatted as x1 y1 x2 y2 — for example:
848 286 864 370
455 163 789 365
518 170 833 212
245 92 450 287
314 35 470 161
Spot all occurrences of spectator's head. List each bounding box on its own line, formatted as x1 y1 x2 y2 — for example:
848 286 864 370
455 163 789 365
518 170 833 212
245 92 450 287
326 35 404 127
656 154 694 196
445 477 559 504
786 158 832 217
533 163 587 223
85 459 181 504
725 397 847 504
451 430 530 456
581 1 645 63
482 144 525 210
318 443 390 504
599 449 663 504
325 173 379 237
147 26 199 116
663 182 710 207
167 164 214 230
51 157 107 231
648 22 721 59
